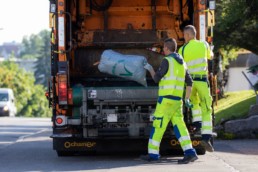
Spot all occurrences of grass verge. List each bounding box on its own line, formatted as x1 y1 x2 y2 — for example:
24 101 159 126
214 90 256 125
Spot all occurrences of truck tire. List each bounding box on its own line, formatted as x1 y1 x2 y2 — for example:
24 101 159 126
196 148 206 155
197 137 214 155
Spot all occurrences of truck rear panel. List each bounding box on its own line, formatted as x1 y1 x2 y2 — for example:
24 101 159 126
48 0 214 156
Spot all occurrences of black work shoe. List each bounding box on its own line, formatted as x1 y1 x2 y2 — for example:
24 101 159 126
178 154 198 164
140 155 159 162
201 140 214 152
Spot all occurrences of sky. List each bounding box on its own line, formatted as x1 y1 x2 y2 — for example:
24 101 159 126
0 0 49 45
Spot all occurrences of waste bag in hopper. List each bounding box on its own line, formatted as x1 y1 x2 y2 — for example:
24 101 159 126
98 50 148 87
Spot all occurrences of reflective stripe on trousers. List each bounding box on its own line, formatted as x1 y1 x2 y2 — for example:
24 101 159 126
192 109 202 122
178 136 191 143
149 139 160 147
182 144 193 152
148 148 159 154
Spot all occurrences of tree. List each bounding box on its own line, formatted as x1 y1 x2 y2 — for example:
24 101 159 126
214 0 258 55
34 30 51 87
19 29 51 88
20 34 42 59
0 61 51 117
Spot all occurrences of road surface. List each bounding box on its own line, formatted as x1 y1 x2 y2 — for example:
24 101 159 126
0 117 258 172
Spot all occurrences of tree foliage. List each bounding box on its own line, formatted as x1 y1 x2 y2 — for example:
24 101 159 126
19 29 51 88
0 61 51 117
34 30 51 87
20 34 42 59
214 0 258 55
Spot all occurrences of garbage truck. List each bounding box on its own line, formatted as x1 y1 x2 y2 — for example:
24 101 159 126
46 0 216 156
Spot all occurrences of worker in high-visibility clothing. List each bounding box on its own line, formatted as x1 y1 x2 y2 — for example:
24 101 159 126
178 25 214 152
141 38 198 164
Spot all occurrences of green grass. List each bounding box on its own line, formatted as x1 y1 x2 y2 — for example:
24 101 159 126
214 90 256 125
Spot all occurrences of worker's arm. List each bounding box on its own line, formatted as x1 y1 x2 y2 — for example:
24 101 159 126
144 59 168 83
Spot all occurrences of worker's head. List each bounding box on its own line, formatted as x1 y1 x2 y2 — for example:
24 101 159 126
183 25 196 43
163 38 177 55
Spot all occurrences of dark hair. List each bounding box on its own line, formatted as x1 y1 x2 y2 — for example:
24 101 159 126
164 38 177 52
184 25 196 37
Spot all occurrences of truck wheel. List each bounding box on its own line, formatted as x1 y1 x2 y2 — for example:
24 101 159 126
196 137 214 155
57 151 75 157
196 148 206 155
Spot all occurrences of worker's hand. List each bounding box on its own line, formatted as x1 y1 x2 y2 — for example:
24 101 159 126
184 99 193 108
144 63 153 72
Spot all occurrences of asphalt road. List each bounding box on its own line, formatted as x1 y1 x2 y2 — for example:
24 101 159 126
0 117 258 172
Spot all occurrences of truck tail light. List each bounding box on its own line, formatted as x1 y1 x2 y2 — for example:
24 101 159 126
68 88 73 105
55 115 67 126
58 73 67 105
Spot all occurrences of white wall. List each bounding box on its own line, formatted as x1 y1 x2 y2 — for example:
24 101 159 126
225 67 252 92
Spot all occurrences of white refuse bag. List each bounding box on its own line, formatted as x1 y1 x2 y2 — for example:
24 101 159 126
98 50 147 86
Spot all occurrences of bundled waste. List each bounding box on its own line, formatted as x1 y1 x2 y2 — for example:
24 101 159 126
98 50 148 86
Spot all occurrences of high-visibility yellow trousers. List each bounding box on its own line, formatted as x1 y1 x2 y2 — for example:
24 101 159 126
190 79 213 135
148 97 196 160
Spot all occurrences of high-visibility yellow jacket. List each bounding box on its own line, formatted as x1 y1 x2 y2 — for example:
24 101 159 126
159 55 186 98
178 39 211 76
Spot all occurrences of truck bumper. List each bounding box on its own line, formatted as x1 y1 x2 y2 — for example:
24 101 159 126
52 136 204 154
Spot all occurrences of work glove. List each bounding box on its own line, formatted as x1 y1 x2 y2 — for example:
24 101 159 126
184 99 193 108
143 63 153 72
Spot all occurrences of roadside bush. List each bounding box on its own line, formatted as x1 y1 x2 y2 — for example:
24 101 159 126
0 61 51 117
